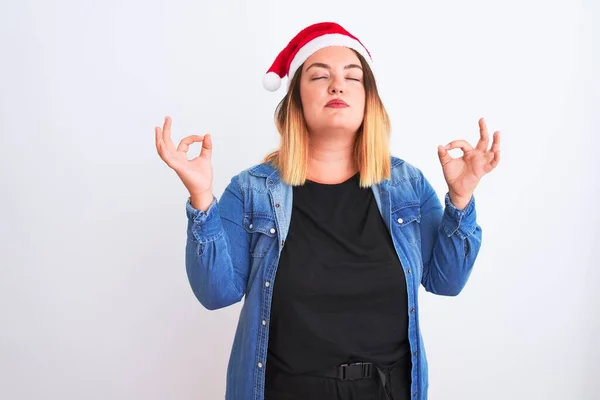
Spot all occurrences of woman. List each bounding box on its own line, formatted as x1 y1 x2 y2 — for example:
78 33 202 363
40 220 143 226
155 22 500 400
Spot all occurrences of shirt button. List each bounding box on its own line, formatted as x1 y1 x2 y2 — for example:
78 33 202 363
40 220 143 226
268 180 274 185
407 268 411 274
413 351 418 356
258 362 263 368
397 217 403 224
249 224 253 229
413 392 418 397
275 203 280 208
410 308 415 313
262 320 267 326
270 228 276 234
265 281 270 287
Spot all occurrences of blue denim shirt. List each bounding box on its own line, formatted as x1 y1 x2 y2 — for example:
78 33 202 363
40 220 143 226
185 156 481 400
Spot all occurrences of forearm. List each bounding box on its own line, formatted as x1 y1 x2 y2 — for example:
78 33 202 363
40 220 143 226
185 226 244 310
184 180 249 310
420 191 482 296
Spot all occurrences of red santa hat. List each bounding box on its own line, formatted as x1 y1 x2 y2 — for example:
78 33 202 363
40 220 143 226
262 22 374 92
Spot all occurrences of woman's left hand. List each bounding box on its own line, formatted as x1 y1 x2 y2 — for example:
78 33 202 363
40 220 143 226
437 118 501 209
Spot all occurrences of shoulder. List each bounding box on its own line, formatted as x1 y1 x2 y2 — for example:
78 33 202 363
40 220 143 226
226 161 276 191
387 156 437 206
388 155 425 187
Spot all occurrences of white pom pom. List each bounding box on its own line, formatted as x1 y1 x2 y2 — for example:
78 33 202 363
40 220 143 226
262 72 282 92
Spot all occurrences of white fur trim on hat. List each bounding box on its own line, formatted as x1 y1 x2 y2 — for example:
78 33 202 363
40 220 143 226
286 33 373 89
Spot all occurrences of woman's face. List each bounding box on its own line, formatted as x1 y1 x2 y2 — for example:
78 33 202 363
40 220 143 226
299 46 366 136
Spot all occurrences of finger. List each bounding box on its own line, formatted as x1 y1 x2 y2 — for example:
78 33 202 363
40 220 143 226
437 145 452 166
155 126 168 161
490 150 501 169
476 117 490 152
490 131 501 152
155 126 162 147
199 133 213 160
445 140 474 153
177 134 205 152
162 116 176 151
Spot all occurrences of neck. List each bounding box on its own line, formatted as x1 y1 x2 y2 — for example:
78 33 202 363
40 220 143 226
306 132 358 184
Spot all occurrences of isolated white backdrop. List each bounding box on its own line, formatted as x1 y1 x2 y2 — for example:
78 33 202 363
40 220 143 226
1 0 598 399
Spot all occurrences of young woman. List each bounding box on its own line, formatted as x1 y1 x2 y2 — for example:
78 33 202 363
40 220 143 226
155 21 501 400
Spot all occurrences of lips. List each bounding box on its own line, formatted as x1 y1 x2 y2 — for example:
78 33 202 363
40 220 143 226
325 99 349 108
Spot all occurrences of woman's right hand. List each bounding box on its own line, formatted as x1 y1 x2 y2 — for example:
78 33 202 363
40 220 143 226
155 116 214 205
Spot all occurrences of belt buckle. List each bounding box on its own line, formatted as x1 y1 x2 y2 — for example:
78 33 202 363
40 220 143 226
338 362 371 380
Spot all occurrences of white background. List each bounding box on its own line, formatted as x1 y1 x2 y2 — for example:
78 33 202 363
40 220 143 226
1 0 598 399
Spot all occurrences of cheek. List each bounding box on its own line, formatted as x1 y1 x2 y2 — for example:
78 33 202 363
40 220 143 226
306 90 322 108
356 89 366 108
352 91 366 119
300 89 322 118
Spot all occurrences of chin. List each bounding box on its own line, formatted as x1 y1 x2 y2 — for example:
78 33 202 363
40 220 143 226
321 110 358 123
315 123 362 135
306 114 363 135
324 118 362 132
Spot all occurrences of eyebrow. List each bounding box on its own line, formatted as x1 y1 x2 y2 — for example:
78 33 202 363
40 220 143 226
305 62 363 71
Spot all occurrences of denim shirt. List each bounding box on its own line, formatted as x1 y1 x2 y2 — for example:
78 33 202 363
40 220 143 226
184 156 481 400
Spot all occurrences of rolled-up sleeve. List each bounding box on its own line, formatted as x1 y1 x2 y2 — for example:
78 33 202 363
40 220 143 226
184 175 250 310
418 171 482 296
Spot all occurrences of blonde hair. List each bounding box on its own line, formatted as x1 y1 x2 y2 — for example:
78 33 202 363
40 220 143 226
262 50 391 188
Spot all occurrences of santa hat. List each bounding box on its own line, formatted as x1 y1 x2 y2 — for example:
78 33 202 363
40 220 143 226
262 22 373 92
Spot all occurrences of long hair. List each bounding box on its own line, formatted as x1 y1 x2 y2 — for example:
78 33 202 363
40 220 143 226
262 50 391 187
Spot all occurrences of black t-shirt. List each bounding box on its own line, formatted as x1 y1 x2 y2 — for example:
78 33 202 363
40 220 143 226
266 173 410 376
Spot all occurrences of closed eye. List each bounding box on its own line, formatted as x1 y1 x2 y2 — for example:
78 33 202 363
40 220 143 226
310 76 361 81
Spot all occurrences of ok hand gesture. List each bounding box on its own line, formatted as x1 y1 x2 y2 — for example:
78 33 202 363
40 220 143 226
437 118 501 209
155 116 214 198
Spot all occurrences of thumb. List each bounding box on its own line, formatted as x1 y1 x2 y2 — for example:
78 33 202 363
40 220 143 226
199 133 213 160
438 145 452 167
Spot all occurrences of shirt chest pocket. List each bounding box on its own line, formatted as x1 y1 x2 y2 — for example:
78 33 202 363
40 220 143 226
391 203 422 245
243 213 278 257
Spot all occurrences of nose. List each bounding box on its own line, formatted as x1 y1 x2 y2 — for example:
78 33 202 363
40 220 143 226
329 75 346 94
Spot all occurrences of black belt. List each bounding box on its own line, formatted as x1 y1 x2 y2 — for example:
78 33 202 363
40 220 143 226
319 361 375 380
316 362 394 399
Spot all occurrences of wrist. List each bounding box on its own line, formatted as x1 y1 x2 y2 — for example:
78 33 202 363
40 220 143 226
189 191 214 212
448 192 471 210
